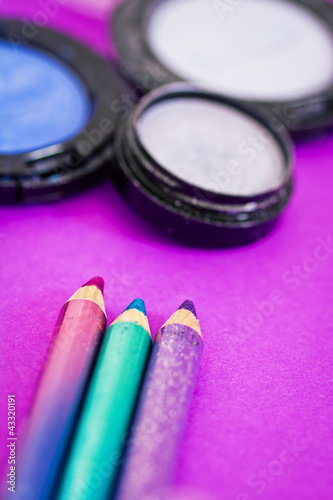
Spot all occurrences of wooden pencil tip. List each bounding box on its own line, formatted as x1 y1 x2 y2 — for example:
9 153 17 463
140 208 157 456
178 300 197 318
162 301 201 337
111 299 150 335
125 298 146 316
82 276 104 293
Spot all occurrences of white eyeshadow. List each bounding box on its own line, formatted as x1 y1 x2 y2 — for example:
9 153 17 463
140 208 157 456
147 0 333 101
137 97 286 196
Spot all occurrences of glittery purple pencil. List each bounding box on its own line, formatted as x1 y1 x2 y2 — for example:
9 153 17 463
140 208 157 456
116 300 203 500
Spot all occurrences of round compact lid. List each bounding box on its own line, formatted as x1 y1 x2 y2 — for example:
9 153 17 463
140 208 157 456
112 0 333 135
112 84 293 247
0 19 131 203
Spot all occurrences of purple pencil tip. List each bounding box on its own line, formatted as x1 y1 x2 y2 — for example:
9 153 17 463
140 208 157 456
178 300 197 318
82 276 104 293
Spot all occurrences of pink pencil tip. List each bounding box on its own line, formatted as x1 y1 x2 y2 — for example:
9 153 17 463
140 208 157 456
82 276 104 292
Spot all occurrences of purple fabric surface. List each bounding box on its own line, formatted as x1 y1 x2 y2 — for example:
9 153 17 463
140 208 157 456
0 1 333 499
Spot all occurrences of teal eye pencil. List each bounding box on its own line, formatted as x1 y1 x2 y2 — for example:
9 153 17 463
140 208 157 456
56 299 152 500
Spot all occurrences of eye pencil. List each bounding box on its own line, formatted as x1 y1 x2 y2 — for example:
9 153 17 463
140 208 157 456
14 278 107 500
116 300 203 500
56 299 152 500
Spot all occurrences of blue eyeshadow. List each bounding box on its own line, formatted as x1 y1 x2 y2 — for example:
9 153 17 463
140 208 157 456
0 19 129 203
0 40 91 155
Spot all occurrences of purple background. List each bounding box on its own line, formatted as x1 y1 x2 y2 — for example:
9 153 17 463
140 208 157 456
0 1 332 499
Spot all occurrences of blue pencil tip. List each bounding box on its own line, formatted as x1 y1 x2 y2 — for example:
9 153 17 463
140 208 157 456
178 300 197 318
125 299 146 315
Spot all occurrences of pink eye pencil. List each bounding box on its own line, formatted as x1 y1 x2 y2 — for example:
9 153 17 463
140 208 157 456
13 277 107 500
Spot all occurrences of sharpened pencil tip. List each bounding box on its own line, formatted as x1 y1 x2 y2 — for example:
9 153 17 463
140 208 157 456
82 276 104 293
161 300 201 337
110 299 150 335
125 298 146 316
178 300 197 318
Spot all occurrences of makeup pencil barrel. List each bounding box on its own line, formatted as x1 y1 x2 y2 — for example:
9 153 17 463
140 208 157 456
116 300 203 500
13 278 107 500
56 299 152 500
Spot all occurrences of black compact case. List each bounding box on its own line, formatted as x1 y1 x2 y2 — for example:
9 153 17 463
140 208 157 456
111 0 333 136
0 18 294 247
111 84 293 247
0 19 132 203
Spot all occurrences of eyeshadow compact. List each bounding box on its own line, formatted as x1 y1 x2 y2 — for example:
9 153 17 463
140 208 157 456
0 19 131 203
112 0 333 135
0 16 294 246
111 84 293 246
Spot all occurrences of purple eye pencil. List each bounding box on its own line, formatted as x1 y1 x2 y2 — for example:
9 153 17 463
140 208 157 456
13 277 107 500
116 300 203 500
